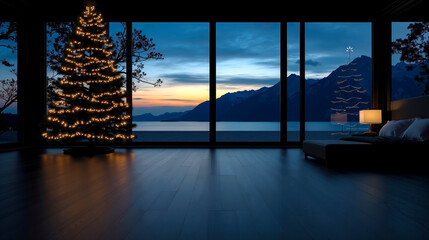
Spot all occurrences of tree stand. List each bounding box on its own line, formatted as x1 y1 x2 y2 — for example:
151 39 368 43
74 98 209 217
63 146 114 156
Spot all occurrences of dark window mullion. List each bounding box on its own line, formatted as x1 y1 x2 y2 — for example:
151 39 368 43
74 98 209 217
300 22 305 143
280 21 287 144
210 21 216 144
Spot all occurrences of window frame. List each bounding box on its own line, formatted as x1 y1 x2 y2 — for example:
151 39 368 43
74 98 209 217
6 16 392 149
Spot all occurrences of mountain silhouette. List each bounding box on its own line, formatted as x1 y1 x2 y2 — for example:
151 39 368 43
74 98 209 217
177 55 373 122
391 61 426 100
302 55 372 121
134 55 425 122
133 111 189 121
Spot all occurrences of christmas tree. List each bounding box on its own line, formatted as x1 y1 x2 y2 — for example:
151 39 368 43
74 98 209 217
43 4 135 143
331 46 368 135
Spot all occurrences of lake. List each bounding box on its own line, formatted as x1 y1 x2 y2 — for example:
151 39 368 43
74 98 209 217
133 121 369 131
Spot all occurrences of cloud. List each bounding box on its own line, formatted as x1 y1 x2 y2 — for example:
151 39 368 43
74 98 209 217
125 22 372 84
304 23 371 59
217 76 279 86
160 73 209 84
254 59 280 68
304 59 321 66
133 22 209 62
216 23 280 60
160 99 196 102
294 59 321 66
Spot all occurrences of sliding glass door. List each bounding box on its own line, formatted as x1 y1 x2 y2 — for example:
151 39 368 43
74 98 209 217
132 22 210 142
216 22 281 142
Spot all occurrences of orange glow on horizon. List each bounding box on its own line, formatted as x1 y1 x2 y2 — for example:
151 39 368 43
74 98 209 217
132 84 266 107
133 85 209 107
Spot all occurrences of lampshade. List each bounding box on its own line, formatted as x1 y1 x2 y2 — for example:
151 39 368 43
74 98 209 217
359 109 382 124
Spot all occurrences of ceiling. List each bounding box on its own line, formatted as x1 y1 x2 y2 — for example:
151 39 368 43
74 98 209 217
0 0 428 21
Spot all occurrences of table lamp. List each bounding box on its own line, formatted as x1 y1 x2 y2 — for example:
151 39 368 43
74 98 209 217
359 109 382 135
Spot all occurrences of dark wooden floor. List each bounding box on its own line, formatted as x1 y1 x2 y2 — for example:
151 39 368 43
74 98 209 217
1 148 429 240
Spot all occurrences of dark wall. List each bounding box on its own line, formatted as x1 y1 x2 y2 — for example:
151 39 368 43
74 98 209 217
2 0 426 21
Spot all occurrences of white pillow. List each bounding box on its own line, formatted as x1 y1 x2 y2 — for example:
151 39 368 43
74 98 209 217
402 118 429 142
378 118 416 137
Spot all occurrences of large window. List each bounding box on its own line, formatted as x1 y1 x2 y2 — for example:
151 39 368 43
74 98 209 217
216 22 281 142
132 23 210 142
41 21 384 144
0 22 17 144
391 22 428 101
305 22 372 140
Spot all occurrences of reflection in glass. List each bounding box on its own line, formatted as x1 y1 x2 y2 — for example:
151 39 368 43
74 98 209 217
305 22 372 140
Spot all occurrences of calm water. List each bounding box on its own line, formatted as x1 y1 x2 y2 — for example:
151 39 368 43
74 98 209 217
133 121 369 131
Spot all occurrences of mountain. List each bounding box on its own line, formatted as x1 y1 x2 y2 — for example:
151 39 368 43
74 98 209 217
0 113 17 130
133 111 189 121
391 62 426 101
133 55 425 122
287 73 319 97
219 83 279 121
177 55 372 122
292 55 372 121
177 87 272 121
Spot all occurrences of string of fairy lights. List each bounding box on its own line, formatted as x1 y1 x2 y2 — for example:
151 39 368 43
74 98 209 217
47 115 131 128
43 5 135 141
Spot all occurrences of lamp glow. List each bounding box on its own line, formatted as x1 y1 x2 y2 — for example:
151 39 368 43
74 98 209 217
359 109 382 134
359 109 382 124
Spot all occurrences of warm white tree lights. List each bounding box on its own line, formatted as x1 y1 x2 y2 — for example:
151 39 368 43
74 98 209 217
43 4 135 141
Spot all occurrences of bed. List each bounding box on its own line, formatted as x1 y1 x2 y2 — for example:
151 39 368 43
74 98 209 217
303 95 429 168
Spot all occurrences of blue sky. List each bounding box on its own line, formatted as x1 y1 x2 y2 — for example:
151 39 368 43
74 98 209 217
128 22 374 115
392 22 413 64
304 22 372 78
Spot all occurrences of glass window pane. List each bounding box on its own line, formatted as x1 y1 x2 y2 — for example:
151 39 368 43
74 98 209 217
46 22 73 108
392 22 428 101
305 22 372 140
216 22 280 142
287 22 300 142
0 22 17 144
109 22 127 89
132 23 210 142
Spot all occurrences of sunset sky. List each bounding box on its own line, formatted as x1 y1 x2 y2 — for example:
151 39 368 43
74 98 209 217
126 22 210 115
124 22 374 115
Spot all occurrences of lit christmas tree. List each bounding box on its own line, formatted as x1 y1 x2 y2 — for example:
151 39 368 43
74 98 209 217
331 46 369 135
43 4 135 146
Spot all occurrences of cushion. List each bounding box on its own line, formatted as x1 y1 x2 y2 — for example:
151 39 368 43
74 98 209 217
402 118 429 142
378 118 416 137
303 140 372 160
